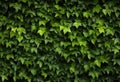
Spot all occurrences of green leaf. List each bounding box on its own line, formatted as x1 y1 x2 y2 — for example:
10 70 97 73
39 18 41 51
83 31 89 37
17 27 26 35
6 54 14 60
37 28 46 36
30 69 37 76
54 5 62 10
98 26 105 33
70 64 75 73
63 53 68 59
83 11 90 18
94 60 101 67
41 71 47 78
102 9 111 16
60 25 71 34
1 75 8 82
10 31 15 38
88 54 94 60
74 76 78 82
84 64 89 71
9 3 22 12
96 19 104 25
102 9 107 15
89 71 99 79
73 20 82 28
106 28 115 35
66 11 70 18
93 5 101 13
39 20 46 26
72 41 79 47
31 23 36 31
37 61 43 68
19 57 25 64
31 47 37 53
112 59 120 65
17 35 23 42
11 28 17 32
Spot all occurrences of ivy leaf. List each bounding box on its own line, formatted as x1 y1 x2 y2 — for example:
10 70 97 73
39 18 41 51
66 11 70 18
94 60 101 67
39 20 46 26
84 64 89 71
96 19 104 25
60 25 71 34
17 35 23 42
54 5 61 10
74 76 78 82
106 28 115 35
63 53 68 59
112 59 120 65
37 61 43 68
93 5 101 13
19 57 25 64
6 54 14 60
115 12 119 17
98 26 105 33
83 11 90 18
89 71 99 79
17 27 26 35
73 20 82 28
69 64 75 73
102 9 111 16
31 47 37 53
31 23 36 32
11 28 17 32
83 31 89 37
10 31 15 38
41 71 47 78
37 28 46 36
9 3 22 12
1 75 8 82
30 69 37 76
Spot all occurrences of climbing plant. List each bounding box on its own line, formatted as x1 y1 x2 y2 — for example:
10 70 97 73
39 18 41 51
0 0 120 82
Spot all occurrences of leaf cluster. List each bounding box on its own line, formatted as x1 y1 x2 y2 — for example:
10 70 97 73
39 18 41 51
0 0 120 82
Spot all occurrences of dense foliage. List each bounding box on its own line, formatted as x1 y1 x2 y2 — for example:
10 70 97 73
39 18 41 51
0 0 120 82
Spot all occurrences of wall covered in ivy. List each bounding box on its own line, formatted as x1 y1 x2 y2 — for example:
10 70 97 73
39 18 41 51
0 0 120 82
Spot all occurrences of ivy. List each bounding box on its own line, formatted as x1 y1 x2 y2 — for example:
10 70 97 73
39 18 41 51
0 0 120 82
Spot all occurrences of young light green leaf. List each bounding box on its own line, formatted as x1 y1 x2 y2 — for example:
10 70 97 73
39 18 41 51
60 25 71 34
94 60 101 67
69 64 75 73
83 11 89 18
37 28 46 36
17 35 23 42
17 27 26 35
39 20 46 26
98 26 104 33
73 20 82 28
